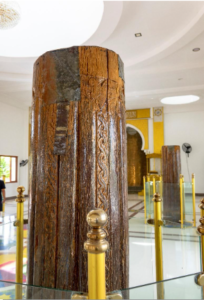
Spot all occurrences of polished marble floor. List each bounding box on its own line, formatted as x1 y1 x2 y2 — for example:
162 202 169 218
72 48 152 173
0 194 202 298
128 194 201 287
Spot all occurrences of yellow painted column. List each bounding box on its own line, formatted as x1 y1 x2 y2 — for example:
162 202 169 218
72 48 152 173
84 209 109 300
153 107 164 154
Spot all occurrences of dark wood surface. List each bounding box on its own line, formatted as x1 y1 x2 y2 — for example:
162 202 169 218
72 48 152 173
28 46 129 292
162 145 181 222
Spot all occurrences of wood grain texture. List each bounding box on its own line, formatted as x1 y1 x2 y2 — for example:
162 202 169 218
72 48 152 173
162 146 181 222
28 46 129 292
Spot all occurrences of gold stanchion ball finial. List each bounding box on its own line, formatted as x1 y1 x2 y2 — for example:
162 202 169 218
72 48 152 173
153 193 161 202
84 209 109 254
87 209 107 228
16 186 25 203
192 173 195 179
197 217 204 235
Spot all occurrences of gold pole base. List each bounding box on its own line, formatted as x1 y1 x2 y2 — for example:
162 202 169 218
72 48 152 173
71 292 123 299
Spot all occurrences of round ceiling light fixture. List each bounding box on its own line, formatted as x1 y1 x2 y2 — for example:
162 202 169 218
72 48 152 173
0 1 104 57
192 48 200 52
0 1 21 29
161 95 200 105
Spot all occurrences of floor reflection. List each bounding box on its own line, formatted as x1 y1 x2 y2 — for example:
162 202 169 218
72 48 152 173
0 196 201 295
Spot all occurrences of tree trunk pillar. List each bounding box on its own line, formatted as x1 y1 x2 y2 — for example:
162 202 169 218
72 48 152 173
27 46 129 293
162 145 181 222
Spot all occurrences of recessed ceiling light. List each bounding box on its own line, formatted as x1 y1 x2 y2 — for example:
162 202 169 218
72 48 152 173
135 33 142 37
161 95 200 105
193 48 200 52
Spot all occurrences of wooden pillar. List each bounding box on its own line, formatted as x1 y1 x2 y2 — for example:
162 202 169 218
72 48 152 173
27 46 129 293
162 146 181 222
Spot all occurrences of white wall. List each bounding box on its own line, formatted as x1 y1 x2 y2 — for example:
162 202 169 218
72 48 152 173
164 109 204 194
0 102 29 197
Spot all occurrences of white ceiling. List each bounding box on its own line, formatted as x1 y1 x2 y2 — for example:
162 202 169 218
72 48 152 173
0 1 103 57
0 1 204 113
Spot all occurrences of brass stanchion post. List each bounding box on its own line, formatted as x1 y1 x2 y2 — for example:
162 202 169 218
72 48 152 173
147 174 151 218
196 216 204 287
192 174 196 227
15 186 25 299
198 201 204 273
154 193 163 282
72 209 122 300
144 176 147 224
180 175 184 228
84 209 109 300
153 193 164 299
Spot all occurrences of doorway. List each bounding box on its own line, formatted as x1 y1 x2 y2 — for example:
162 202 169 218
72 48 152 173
126 126 146 194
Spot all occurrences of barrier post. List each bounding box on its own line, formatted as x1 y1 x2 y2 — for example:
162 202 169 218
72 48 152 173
84 209 109 299
72 209 122 299
147 174 151 218
153 193 164 299
180 175 184 229
153 193 163 282
15 186 25 299
143 176 147 224
192 174 196 227
196 215 204 286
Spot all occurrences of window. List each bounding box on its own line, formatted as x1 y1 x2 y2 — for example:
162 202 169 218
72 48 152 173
0 156 18 183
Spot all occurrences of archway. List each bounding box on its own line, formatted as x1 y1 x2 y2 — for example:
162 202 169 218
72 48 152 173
126 125 147 194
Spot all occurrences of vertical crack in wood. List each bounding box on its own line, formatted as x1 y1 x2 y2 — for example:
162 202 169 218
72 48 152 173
55 155 60 288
